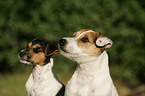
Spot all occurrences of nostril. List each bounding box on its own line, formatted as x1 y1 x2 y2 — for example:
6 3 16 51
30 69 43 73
59 39 67 46
19 52 25 57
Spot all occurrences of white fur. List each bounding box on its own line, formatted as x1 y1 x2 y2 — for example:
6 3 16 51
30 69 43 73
59 33 118 96
25 58 63 96
64 51 118 96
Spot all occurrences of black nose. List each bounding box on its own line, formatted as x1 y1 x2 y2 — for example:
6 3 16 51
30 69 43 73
59 39 67 46
19 52 26 57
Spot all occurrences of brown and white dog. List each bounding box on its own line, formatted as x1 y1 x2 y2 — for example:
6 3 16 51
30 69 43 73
58 29 118 96
18 39 65 96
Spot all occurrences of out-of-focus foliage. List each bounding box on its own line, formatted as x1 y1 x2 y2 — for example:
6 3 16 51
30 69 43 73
0 0 144 85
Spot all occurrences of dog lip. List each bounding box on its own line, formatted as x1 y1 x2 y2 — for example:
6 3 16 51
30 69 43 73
60 46 68 53
19 59 32 65
18 54 32 64
18 54 37 65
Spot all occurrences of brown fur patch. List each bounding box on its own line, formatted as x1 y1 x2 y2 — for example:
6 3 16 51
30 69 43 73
74 29 92 38
76 30 106 57
28 42 32 47
32 44 41 49
29 52 46 65
22 39 58 66
26 44 46 66
28 39 37 47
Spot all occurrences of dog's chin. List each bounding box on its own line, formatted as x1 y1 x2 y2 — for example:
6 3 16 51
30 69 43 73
18 55 32 65
20 59 32 65
60 48 70 57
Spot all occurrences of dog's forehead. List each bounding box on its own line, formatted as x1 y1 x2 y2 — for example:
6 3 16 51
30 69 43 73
74 29 92 38
74 29 102 39
32 44 41 48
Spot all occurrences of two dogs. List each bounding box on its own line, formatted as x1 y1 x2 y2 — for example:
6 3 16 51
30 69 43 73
18 29 118 96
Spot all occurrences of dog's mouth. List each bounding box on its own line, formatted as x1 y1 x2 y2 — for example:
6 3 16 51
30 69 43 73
58 42 85 58
18 55 32 65
58 43 68 53
20 59 32 65
59 46 69 53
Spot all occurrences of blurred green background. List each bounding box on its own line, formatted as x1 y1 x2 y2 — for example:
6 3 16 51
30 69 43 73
0 0 145 96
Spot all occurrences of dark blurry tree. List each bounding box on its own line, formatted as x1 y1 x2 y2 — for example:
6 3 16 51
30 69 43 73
0 0 144 84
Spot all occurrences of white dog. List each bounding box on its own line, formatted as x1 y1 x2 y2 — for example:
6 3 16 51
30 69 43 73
58 29 118 96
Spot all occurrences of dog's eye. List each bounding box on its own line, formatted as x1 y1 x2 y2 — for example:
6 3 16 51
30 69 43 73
33 48 42 53
81 37 89 42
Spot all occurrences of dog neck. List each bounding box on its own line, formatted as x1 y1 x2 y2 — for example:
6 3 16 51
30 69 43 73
76 51 110 77
32 58 62 84
32 58 55 80
26 58 64 96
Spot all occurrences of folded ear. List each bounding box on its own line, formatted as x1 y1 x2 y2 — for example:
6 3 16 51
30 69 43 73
45 43 58 56
95 37 113 49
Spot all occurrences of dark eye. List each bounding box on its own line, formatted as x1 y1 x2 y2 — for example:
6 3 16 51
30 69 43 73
81 37 89 42
33 48 42 53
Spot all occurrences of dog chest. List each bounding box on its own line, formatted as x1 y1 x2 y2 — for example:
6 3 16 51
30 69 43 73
26 65 63 96
66 68 114 96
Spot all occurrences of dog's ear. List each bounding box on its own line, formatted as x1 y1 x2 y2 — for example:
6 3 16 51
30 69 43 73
45 43 58 56
95 37 113 49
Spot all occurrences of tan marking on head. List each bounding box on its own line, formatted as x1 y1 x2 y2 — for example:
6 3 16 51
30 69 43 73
28 42 32 47
32 44 41 49
77 31 106 57
74 29 92 38
26 44 46 66
22 39 59 66
28 39 37 47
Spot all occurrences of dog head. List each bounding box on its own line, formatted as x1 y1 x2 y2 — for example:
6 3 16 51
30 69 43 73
18 39 58 66
58 29 112 62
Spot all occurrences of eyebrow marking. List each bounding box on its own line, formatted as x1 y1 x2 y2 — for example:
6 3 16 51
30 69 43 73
76 30 95 39
28 42 32 47
32 44 41 49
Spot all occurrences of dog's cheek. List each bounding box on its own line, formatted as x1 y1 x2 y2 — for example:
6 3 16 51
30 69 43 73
77 39 101 56
64 45 70 51
83 45 102 57
29 53 46 65
65 39 80 53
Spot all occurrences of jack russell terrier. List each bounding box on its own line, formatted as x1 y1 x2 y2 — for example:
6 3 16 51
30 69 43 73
58 29 118 96
18 39 65 96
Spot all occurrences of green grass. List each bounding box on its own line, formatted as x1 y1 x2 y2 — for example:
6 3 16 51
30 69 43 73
0 71 145 96
0 67 71 96
0 73 28 96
